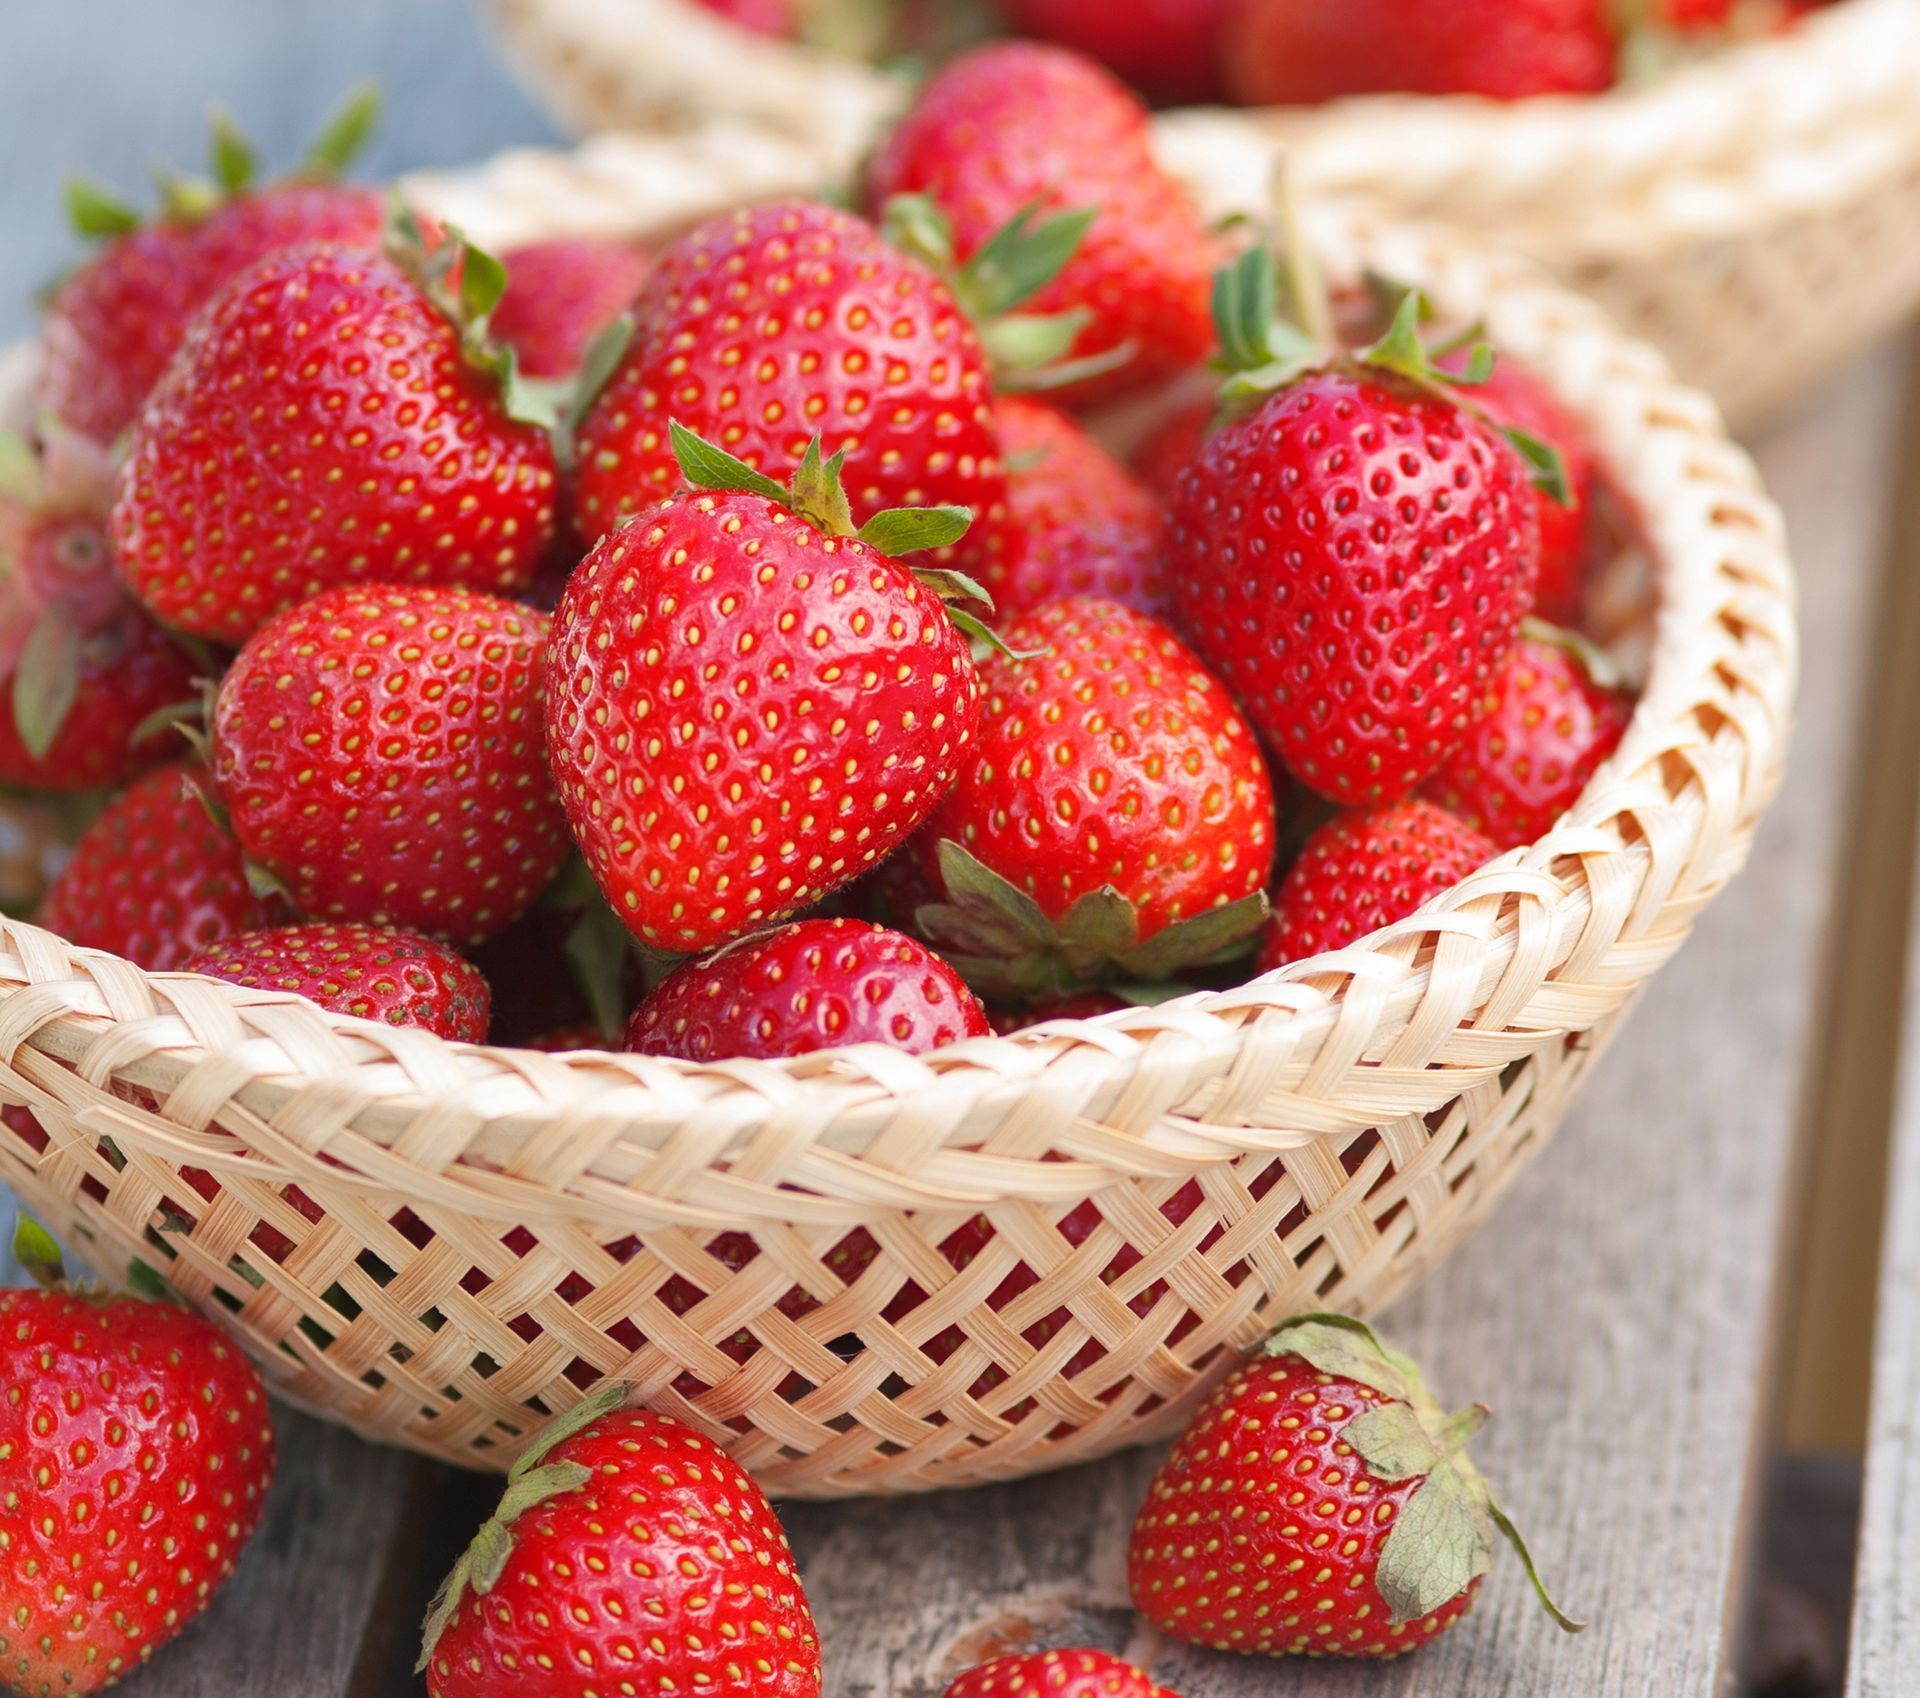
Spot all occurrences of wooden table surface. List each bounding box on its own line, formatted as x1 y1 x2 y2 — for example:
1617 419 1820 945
4 7 1920 1698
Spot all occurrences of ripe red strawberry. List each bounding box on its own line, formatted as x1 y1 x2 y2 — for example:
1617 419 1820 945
0 1278 277 1695
181 922 493 1040
1000 0 1236 102
547 428 984 954
1130 397 1214 504
212 584 569 944
38 90 386 445
491 237 650 379
1439 350 1598 627
991 397 1166 617
1421 629 1630 848
941 1648 1177 1698
1223 0 1618 104
0 429 203 793
112 232 561 643
917 596 1274 1000
625 917 989 1060
1259 799 1495 968
1129 1314 1578 1657
570 199 1009 577
36 760 274 969
1169 263 1544 806
866 43 1217 404
419 1388 822 1698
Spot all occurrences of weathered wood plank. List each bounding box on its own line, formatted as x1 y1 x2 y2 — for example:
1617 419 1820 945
778 345 1913 1698
1843 341 1920 1698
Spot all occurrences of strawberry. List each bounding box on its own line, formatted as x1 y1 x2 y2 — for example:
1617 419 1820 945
38 89 386 446
180 922 492 1040
491 237 651 380
991 397 1166 617
1168 256 1547 806
111 225 561 644
625 917 989 1060
1000 0 1236 102
211 583 569 945
570 199 1010 579
1130 397 1214 504
690 0 796 32
0 428 204 793
1128 1314 1578 1657
941 1648 1177 1698
0 1267 276 1695
1222 0 1618 104
915 596 1274 1001
1422 627 1630 848
866 43 1217 405
418 1386 822 1698
36 760 274 970
1440 349 1598 627
1259 799 1495 968
547 427 984 954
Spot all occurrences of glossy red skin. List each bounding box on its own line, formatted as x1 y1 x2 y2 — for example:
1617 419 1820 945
571 199 1009 579
0 1289 276 1695
1128 1351 1481 1656
689 0 796 31
1001 0 1236 102
1259 799 1496 968
1131 397 1215 504
1442 351 1598 627
39 182 386 445
1422 634 1631 848
492 237 651 379
112 243 561 643
182 922 492 1040
37 760 273 970
423 1408 822 1698
546 490 983 953
993 397 1166 616
0 602 201 794
1168 367 1540 806
626 917 989 1059
921 597 1275 939
866 44 1218 406
1224 0 1618 104
942 1649 1176 1698
213 585 570 945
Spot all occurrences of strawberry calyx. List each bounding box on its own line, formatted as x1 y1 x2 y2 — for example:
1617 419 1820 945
916 837 1268 1004
1519 615 1626 691
1210 245 1571 504
62 83 382 245
1263 1313 1584 1633
879 192 1135 393
418 1379 630 1669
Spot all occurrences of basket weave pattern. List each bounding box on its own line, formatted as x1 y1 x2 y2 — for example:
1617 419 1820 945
479 0 1920 427
0 149 1797 1495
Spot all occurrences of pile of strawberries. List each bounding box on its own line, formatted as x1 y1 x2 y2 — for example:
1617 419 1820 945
6 51 1635 1066
693 0 1838 104
1 1216 1578 1695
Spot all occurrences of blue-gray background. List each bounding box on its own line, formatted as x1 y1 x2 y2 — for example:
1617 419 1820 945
0 0 568 1271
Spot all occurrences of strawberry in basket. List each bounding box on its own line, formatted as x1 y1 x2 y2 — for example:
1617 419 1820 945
999 0 1237 104
40 87 386 446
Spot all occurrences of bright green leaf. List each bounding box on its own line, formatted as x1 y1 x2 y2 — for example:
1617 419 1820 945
667 420 789 503
65 178 140 241
1502 426 1573 506
208 110 258 196
458 239 509 327
305 83 383 179
857 504 972 557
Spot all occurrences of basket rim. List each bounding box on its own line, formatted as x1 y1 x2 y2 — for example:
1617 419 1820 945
479 0 1920 249
0 132 1798 1230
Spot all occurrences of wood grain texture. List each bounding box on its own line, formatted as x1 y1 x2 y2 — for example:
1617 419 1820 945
1844 342 1920 1698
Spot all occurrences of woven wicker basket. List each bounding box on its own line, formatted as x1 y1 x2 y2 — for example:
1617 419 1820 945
0 129 1796 1497
479 0 1920 428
